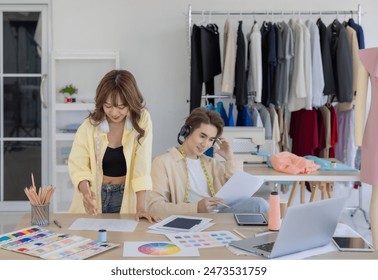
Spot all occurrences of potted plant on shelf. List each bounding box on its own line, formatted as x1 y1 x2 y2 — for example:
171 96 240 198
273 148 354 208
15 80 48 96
59 84 78 103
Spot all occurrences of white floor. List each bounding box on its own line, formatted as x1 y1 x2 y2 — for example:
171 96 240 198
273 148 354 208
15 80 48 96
0 182 373 244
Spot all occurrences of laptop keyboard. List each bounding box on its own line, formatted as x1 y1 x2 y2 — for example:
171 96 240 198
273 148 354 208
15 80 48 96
254 242 275 252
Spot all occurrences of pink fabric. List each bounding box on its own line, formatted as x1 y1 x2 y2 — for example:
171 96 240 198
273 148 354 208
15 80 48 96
359 48 378 185
270 152 320 174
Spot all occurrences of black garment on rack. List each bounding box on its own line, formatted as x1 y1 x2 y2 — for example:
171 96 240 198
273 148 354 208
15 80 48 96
260 21 277 107
327 19 353 102
190 24 203 112
317 18 336 96
189 24 222 112
234 21 247 109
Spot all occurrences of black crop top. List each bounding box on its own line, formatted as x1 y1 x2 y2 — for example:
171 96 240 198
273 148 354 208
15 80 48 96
102 146 127 177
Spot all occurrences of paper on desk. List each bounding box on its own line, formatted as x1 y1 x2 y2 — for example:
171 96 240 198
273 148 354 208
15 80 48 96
69 218 138 232
215 171 265 208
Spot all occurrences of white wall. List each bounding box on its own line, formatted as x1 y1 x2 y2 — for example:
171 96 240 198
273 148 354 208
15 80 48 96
51 0 378 157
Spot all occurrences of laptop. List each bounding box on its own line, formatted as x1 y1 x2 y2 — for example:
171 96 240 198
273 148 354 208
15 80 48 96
229 196 347 258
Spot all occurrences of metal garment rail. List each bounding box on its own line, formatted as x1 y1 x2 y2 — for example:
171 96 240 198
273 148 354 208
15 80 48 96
186 4 362 59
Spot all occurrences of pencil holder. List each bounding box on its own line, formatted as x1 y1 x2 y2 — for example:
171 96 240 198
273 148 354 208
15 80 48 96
31 203 50 226
268 191 281 231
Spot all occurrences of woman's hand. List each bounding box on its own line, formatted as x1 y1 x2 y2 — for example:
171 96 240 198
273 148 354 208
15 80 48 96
78 180 98 216
197 197 224 213
213 137 233 161
135 209 162 223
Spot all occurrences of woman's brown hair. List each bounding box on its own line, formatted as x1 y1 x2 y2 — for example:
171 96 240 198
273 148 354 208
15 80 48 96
89 69 146 140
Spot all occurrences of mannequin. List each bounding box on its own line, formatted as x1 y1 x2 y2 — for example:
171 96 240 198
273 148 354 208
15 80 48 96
356 47 378 249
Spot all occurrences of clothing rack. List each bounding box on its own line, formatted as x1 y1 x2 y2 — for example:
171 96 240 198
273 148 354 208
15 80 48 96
187 3 368 227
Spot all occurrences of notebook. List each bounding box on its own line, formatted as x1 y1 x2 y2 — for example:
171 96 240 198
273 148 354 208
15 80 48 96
229 196 347 258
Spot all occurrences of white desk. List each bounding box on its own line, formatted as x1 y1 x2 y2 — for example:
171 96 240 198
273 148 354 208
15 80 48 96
244 164 360 206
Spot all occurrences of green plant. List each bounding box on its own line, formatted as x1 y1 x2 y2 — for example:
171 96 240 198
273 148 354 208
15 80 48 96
59 84 78 95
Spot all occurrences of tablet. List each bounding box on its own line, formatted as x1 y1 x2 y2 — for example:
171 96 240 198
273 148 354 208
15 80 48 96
332 236 374 252
234 213 268 226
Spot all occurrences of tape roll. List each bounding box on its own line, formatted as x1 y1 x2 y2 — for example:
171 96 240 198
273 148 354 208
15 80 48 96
98 229 107 242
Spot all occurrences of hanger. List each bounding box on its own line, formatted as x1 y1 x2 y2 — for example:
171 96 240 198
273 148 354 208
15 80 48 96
204 10 213 25
197 10 206 26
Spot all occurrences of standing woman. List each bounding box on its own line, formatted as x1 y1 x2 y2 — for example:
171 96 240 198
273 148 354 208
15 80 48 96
68 70 160 222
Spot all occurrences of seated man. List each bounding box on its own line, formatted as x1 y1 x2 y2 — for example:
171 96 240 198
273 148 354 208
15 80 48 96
147 107 269 214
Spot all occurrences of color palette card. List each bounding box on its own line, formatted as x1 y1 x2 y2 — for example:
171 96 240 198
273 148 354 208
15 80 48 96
166 230 241 249
0 226 55 249
41 240 119 260
0 226 119 260
123 241 199 257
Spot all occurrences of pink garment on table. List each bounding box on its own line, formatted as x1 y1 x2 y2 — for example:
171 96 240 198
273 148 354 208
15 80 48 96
270 151 320 174
359 48 378 186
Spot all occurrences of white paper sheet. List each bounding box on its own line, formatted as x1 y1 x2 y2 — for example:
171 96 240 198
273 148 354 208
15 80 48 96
69 218 138 232
214 171 265 206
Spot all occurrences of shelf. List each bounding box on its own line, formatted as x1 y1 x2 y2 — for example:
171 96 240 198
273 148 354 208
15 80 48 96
56 133 75 141
55 102 95 111
56 165 68 173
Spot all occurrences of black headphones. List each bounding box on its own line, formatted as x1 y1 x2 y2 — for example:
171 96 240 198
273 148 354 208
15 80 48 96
177 124 191 144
